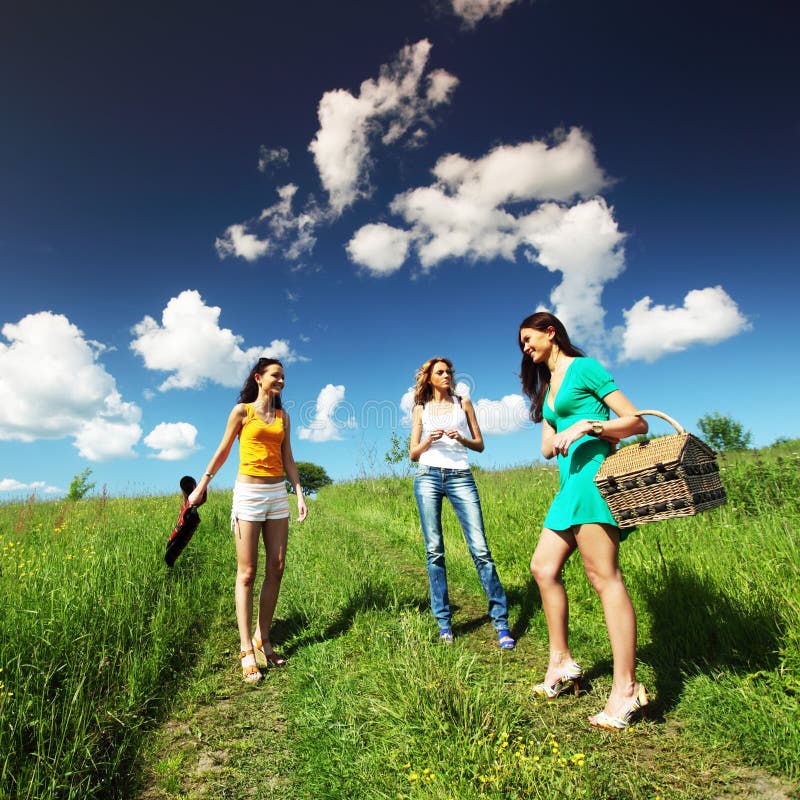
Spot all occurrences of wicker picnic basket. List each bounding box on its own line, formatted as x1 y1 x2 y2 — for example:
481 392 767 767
594 410 727 529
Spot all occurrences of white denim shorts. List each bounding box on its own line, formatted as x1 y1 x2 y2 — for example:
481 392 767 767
231 480 290 529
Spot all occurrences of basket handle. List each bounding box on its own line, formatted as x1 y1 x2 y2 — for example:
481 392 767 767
632 409 686 435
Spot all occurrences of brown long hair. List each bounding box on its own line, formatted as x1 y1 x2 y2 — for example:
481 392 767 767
238 358 284 407
518 312 584 422
414 356 458 406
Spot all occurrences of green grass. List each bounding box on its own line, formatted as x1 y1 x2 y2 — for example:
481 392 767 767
2 444 799 798
0 491 234 799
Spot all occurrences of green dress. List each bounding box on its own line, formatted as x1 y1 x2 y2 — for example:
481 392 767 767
542 357 619 531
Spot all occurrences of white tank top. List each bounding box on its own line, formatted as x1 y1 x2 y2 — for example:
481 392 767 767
419 399 472 469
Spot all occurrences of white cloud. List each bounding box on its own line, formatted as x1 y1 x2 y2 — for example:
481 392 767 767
0 478 59 494
144 422 199 461
214 223 271 262
216 184 323 264
449 0 518 27
618 286 751 362
431 127 608 205
130 290 304 391
346 223 411 275
309 39 459 214
74 418 142 461
400 387 416 426
352 127 628 351
398 384 527 435
474 394 529 434
521 197 626 345
427 69 461 105
0 311 142 460
217 40 457 265
299 384 354 442
258 145 289 173
454 380 472 399
375 127 611 272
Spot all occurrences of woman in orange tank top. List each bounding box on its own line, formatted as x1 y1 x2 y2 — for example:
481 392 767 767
189 358 307 682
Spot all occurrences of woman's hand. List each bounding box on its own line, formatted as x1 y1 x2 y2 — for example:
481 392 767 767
187 487 205 506
296 494 308 523
429 428 445 442
444 428 461 441
551 421 594 456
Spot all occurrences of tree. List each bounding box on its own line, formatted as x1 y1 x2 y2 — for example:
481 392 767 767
288 462 332 495
384 430 413 477
697 412 752 451
66 467 96 501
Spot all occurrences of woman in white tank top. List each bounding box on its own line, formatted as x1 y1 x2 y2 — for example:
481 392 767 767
409 357 514 649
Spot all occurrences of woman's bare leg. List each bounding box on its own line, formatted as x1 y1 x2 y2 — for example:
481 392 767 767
530 527 578 685
234 519 262 677
576 523 639 716
254 515 289 653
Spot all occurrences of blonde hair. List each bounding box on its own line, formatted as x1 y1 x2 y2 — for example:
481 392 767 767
414 356 457 406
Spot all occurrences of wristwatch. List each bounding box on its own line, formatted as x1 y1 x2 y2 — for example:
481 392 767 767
589 421 604 437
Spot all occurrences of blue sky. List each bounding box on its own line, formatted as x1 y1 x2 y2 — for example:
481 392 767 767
1 0 798 498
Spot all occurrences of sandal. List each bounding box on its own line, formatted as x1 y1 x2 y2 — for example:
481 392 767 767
239 648 263 683
497 629 516 650
533 662 583 699
439 628 454 644
253 637 287 667
589 684 649 730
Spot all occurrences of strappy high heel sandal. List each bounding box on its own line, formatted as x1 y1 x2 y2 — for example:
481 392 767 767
533 662 583 698
253 637 287 667
239 648 263 683
589 684 649 730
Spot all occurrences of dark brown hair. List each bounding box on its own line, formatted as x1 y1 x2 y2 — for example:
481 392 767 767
518 312 584 422
238 358 284 407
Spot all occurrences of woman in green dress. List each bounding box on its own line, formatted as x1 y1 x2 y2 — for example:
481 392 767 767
518 311 650 730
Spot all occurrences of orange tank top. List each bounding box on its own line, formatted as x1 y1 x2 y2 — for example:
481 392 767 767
238 405 285 477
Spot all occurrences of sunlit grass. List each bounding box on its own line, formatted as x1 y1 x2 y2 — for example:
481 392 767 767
1 443 798 798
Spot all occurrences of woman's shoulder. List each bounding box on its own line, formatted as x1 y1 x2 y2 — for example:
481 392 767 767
572 356 608 374
571 356 616 391
226 402 250 428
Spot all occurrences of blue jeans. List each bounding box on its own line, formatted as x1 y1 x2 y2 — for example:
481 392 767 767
413 465 509 632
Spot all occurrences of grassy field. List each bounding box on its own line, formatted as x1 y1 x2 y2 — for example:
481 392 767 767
1 443 799 799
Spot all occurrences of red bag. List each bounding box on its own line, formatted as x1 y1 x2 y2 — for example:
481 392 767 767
165 476 206 567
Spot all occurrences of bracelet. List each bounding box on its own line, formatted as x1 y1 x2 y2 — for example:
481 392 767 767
204 472 214 478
